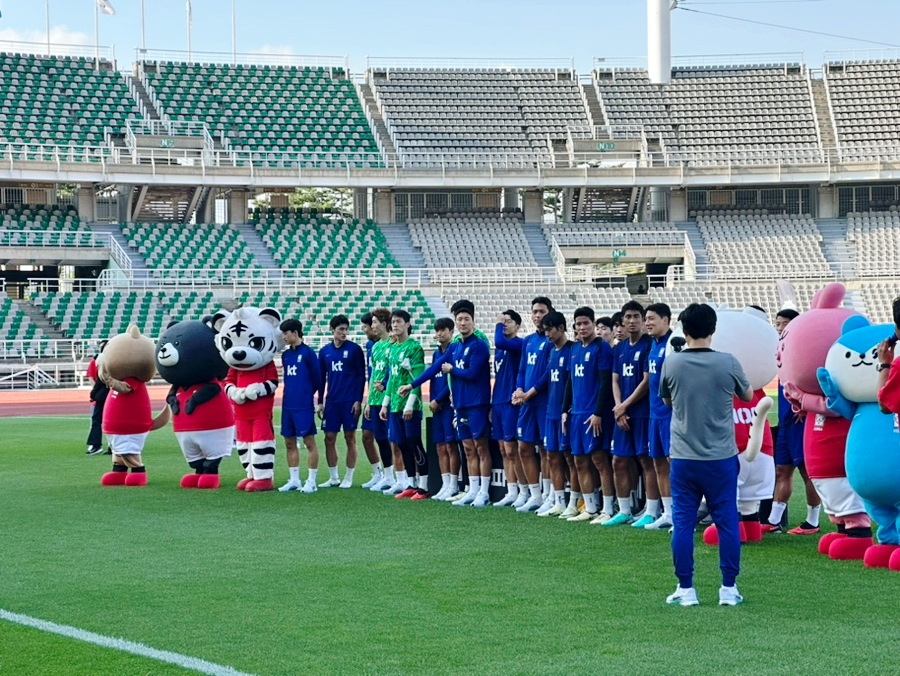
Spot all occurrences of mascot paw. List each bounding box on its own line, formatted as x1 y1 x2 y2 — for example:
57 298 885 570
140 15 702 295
236 477 253 491
742 521 762 542
245 479 274 492
864 544 899 568
124 472 148 486
197 474 220 489
181 474 202 488
818 532 847 555
888 548 900 572
702 524 720 546
829 536 874 560
101 472 127 486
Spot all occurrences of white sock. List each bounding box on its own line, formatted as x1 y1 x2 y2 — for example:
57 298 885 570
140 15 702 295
554 489 566 506
449 474 459 493
769 500 787 526
329 466 339 481
568 491 582 509
289 466 300 483
517 482 528 497
479 476 491 496
384 465 394 483
372 462 383 477
542 478 552 496
418 474 428 491
469 476 481 494
603 495 615 516
584 491 599 514
618 497 632 515
343 467 355 482
307 468 318 484
440 473 451 491
507 483 520 499
807 504 821 527
645 498 660 518
396 469 409 487
529 483 541 499
662 496 673 517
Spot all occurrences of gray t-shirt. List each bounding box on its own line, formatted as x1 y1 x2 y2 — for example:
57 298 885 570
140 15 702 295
659 348 750 461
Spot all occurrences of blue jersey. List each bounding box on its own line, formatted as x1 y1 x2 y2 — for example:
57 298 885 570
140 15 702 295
282 343 322 411
429 344 452 406
365 339 374 380
570 338 614 415
413 333 491 407
544 341 573 420
493 323 523 404
777 382 801 429
516 332 551 408
646 332 672 420
318 340 366 405
614 334 652 419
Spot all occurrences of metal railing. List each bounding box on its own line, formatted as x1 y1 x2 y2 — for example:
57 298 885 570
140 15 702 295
0 229 107 248
553 230 687 247
663 262 864 284
824 48 900 65
0 39 115 62
135 49 350 71
366 57 576 72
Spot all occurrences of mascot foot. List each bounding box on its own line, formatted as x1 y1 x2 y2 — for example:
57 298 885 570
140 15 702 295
124 472 148 486
888 548 900 572
818 532 846 555
197 475 220 489
236 477 253 491
829 536 873 560
101 472 127 486
741 521 762 543
245 479 274 492
181 474 201 488
703 525 719 546
864 544 899 568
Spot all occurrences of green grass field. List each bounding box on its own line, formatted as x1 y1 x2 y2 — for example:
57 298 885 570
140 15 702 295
1 414 897 676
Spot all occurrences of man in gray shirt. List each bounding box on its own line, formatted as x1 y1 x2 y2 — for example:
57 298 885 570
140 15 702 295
659 303 752 607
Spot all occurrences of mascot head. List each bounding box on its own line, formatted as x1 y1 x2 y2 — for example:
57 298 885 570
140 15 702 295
777 283 859 397
156 317 229 387
212 306 284 371
824 316 894 404
98 324 157 384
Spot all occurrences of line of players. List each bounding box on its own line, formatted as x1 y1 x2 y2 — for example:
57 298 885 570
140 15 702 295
275 298 683 530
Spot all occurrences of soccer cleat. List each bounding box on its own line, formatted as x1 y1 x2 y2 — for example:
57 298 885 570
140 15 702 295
124 472 148 486
395 487 419 499
410 491 430 501
558 506 580 519
181 474 202 489
516 495 543 513
318 478 341 488
632 513 656 528
644 514 673 530
86 445 104 456
471 494 490 508
244 479 274 492
538 504 565 517
449 491 469 502
538 496 554 513
278 480 302 493
787 522 821 535
339 478 353 489
590 512 613 525
453 492 477 506
511 492 529 509
431 488 449 501
718 586 743 606
760 523 783 534
666 586 699 607
493 493 516 507
361 475 380 489
383 482 406 496
369 476 393 492
567 511 596 522
301 480 317 494
602 512 634 526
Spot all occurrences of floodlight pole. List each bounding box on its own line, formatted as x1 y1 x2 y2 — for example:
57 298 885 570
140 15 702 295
45 0 50 55
647 0 671 85
187 1 192 62
232 0 237 65
141 0 146 51
94 0 100 71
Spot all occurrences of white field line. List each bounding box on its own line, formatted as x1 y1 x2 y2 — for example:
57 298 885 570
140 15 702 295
0 609 256 676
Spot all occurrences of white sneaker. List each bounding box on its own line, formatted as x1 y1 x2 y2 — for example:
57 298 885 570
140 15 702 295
369 476 392 492
493 492 517 507
538 503 564 517
453 491 476 506
666 586 699 606
318 477 341 488
558 505 580 519
536 500 555 516
361 474 381 489
472 493 490 508
718 586 743 606
339 477 353 489
645 514 674 530
301 480 317 494
511 492 529 509
515 495 543 513
278 480 302 493
431 487 449 501
590 512 613 525
382 482 405 496
567 511 596 522
448 491 468 502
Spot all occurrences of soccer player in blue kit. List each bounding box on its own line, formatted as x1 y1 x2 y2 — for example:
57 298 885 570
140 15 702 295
642 303 675 529
606 301 660 526
277 319 323 494
492 310 525 507
512 297 554 513
425 317 460 500
317 314 366 488
359 312 387 489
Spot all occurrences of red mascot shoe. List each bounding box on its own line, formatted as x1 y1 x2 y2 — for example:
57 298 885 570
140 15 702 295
197 475 220 489
742 521 762 542
101 472 127 486
124 472 148 486
245 479 274 492
703 524 720 546
829 536 873 560
863 544 899 568
888 548 900 571
818 532 847 555
181 474 201 488
236 477 253 491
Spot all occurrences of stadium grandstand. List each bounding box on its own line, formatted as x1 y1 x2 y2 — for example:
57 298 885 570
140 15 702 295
1 30 900 388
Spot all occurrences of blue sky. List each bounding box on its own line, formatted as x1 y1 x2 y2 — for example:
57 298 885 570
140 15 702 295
0 0 896 72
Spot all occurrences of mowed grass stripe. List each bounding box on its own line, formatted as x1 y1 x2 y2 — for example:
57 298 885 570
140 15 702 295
0 416 897 675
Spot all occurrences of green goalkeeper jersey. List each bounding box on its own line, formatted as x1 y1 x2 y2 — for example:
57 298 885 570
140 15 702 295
367 338 391 407
385 337 425 413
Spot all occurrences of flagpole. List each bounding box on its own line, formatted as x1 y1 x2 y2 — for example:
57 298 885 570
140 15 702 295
231 0 236 65
141 0 146 52
45 0 50 55
187 1 192 62
94 0 100 71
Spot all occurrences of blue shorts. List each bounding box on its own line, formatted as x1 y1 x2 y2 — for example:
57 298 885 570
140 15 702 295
456 404 490 441
517 404 547 445
569 411 608 456
388 411 422 445
611 417 649 457
648 417 671 459
280 409 316 439
491 402 518 442
323 401 359 433
432 406 457 445
361 411 373 432
543 418 569 452
774 418 805 467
